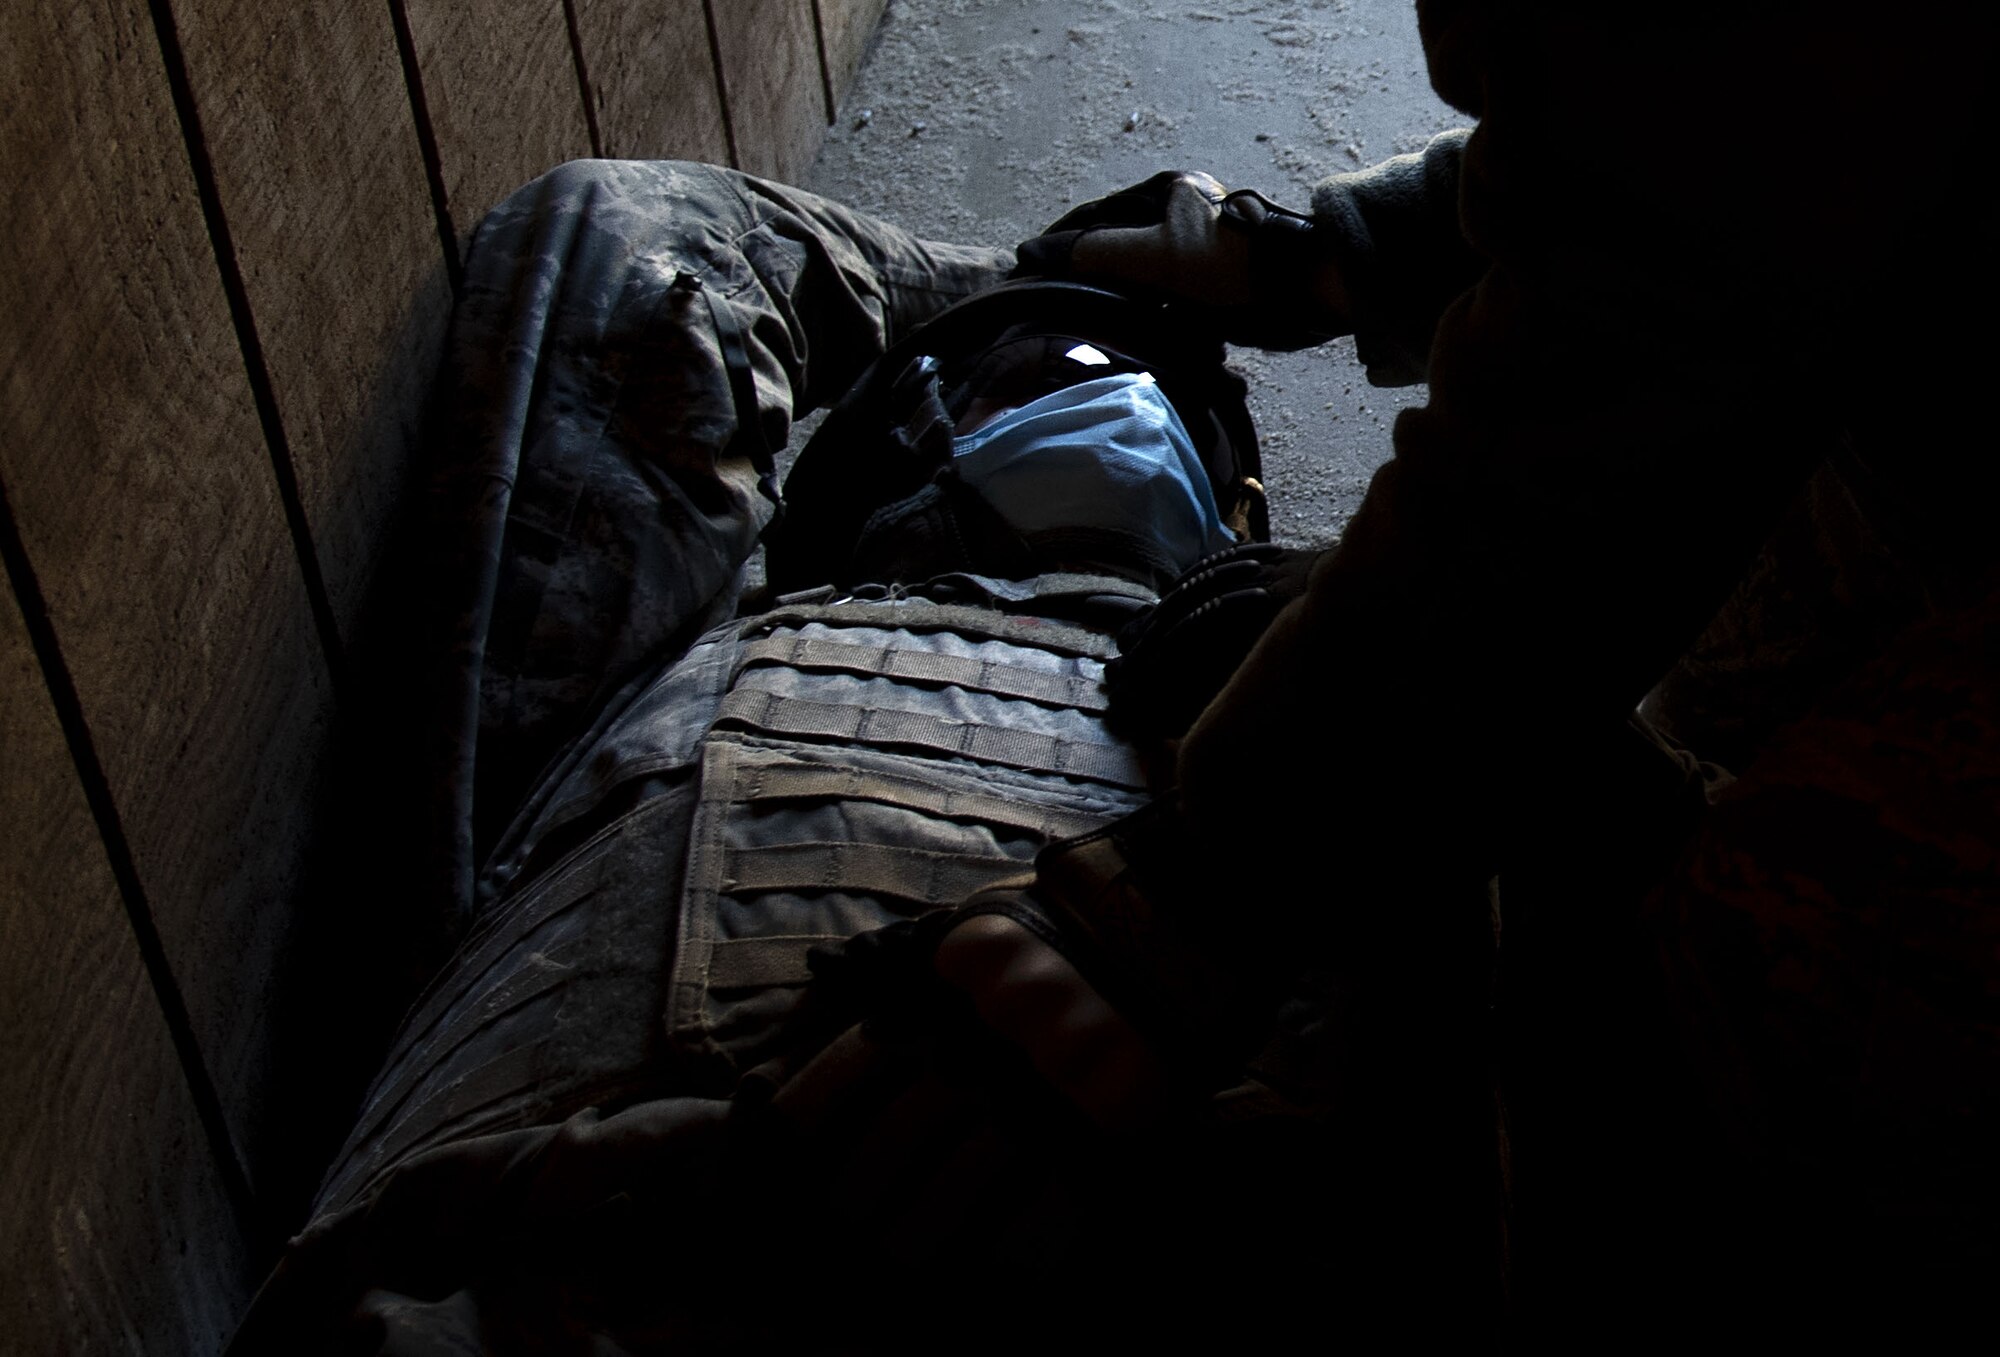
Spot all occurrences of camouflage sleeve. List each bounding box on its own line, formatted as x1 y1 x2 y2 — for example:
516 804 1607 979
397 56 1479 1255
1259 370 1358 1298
423 161 1010 925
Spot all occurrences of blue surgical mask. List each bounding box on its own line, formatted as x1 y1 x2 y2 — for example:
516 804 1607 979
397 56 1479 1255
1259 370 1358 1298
950 371 1236 578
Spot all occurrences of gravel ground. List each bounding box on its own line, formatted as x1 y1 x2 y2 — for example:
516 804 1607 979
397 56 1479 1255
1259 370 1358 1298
804 0 1462 548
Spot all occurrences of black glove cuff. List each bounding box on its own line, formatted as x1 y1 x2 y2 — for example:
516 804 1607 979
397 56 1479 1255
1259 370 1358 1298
1217 189 1349 350
1011 228 1088 280
1104 543 1324 740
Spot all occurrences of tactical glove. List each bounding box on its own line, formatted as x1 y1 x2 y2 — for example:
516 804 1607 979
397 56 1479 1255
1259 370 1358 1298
1104 542 1323 740
781 803 1260 1143
940 800 1300 1089
1014 171 1350 350
749 879 1339 1345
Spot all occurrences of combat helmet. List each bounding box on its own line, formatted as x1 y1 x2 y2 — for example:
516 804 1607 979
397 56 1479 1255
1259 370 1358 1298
764 279 1266 595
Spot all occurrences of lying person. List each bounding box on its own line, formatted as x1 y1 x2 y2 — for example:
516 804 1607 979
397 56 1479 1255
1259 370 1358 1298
235 76 1997 1342
230 159 1493 1354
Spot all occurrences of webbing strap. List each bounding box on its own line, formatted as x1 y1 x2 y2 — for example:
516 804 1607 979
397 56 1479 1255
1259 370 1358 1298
735 759 1109 841
914 570 1159 608
722 841 1026 908
706 935 844 989
750 603 1118 660
713 689 1145 788
680 272 783 516
736 634 1109 711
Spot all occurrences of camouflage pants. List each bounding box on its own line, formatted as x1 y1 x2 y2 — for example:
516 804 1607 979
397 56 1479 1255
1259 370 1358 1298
419 160 1010 920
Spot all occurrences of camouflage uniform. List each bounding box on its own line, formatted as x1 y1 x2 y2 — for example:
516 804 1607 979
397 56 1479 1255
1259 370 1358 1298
234 8 2000 1328
232 164 1231 1353
417 159 1011 919
239 156 1459 1354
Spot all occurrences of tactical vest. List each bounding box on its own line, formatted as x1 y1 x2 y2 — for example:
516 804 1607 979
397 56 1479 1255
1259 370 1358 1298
315 576 1154 1215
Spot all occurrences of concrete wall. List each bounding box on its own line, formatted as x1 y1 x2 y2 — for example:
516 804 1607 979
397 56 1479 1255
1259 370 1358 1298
0 1 885 1349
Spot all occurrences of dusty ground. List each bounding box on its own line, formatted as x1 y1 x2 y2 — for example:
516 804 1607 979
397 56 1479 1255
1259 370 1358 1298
805 0 1461 547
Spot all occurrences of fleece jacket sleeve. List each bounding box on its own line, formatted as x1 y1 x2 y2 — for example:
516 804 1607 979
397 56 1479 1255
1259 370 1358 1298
1308 128 1483 386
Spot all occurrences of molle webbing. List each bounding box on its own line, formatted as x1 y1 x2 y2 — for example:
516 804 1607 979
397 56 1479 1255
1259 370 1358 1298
731 758 1109 842
704 935 843 989
723 841 1023 910
663 605 1151 1080
735 633 1111 711
712 689 1145 788
751 602 1119 661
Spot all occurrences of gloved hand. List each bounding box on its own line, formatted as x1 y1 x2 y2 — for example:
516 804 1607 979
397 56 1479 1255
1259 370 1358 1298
1104 542 1323 740
772 801 1255 1155
936 800 1297 1095
745 853 1328 1344
724 897 1179 1321
1015 172 1350 350
785 900 1175 1139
